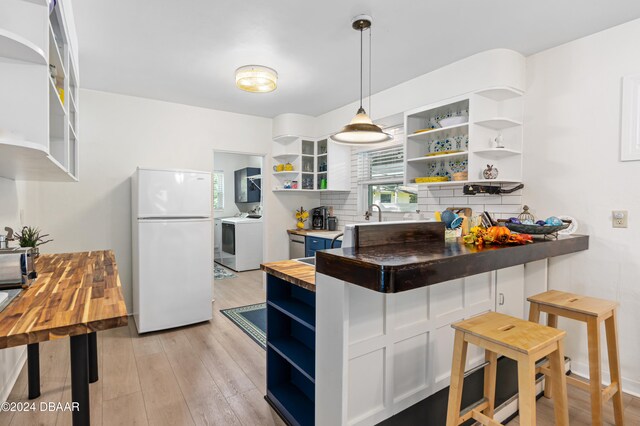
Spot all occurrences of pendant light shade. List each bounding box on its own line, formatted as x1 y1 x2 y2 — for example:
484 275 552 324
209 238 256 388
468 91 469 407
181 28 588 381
235 65 277 93
331 15 391 145
331 107 391 144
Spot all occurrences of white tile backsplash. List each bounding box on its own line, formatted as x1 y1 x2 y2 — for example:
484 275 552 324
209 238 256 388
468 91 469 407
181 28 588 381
320 150 523 229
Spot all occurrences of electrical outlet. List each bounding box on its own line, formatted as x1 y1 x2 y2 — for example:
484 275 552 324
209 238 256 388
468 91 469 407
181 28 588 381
612 210 628 228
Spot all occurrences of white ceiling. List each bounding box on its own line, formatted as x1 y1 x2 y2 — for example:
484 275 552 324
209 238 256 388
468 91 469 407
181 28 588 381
73 0 640 118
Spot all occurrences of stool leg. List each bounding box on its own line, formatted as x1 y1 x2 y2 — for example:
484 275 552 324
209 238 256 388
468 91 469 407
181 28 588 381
517 357 537 426
549 340 570 426
528 302 541 323
544 313 559 399
446 330 468 426
605 313 625 425
587 317 603 426
483 349 497 418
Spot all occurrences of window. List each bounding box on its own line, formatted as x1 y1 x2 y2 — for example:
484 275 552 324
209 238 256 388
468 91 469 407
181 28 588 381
213 171 224 210
357 128 418 213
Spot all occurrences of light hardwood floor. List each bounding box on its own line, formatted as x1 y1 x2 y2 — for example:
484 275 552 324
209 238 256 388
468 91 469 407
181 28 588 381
0 269 638 425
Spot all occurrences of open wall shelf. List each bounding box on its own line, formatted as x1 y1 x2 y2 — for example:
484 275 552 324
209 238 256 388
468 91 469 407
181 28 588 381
405 88 523 186
0 1 79 181
0 28 46 65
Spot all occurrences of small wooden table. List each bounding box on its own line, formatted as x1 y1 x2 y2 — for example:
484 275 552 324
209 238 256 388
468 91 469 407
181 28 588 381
0 250 128 426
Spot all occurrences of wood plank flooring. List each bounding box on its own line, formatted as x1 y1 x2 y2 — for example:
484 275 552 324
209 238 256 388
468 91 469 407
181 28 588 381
0 268 637 425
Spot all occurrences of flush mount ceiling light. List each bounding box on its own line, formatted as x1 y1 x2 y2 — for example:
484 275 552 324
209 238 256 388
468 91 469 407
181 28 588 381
235 65 278 93
331 15 391 145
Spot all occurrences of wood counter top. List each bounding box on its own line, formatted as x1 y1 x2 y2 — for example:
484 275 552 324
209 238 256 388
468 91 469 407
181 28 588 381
0 250 128 349
316 235 589 293
287 229 340 237
261 260 315 292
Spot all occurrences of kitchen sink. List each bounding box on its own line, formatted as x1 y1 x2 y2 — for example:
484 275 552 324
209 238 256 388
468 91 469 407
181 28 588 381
295 257 315 266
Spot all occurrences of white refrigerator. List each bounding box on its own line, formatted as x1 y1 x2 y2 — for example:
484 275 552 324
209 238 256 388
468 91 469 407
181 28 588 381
132 167 213 333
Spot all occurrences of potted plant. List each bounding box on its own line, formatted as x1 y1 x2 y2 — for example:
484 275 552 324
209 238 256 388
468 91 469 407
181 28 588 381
15 226 52 257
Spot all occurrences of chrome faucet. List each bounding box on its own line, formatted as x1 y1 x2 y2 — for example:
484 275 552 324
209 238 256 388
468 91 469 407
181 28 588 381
364 204 382 221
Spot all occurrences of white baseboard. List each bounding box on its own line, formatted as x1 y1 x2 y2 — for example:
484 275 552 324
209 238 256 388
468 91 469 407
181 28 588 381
0 347 26 403
571 360 640 398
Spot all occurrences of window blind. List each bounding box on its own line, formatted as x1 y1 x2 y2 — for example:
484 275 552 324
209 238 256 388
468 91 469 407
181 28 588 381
213 171 224 210
357 126 405 183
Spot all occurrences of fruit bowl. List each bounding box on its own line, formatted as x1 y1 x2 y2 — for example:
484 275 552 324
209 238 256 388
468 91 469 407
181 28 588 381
504 222 570 235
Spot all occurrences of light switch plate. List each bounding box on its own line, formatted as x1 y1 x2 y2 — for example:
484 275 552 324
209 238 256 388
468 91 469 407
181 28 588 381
612 210 628 228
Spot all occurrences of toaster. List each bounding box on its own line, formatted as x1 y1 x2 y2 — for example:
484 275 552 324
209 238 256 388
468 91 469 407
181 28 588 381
0 247 38 289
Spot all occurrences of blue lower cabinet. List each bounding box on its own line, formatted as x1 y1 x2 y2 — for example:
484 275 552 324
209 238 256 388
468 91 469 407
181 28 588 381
305 236 341 256
306 237 325 251
266 274 316 426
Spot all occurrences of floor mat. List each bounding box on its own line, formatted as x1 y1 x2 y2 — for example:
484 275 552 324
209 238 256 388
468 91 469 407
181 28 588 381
220 303 266 349
214 264 237 280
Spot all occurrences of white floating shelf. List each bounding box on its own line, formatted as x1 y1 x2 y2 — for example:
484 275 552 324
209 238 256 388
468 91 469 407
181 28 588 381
273 153 300 161
474 118 522 130
413 179 521 187
0 140 76 181
407 123 468 141
273 188 349 193
472 148 522 158
406 151 469 162
0 28 46 65
273 171 300 176
273 135 299 144
474 86 523 101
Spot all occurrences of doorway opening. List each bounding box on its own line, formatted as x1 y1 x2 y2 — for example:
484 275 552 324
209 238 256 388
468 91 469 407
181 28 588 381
212 151 265 277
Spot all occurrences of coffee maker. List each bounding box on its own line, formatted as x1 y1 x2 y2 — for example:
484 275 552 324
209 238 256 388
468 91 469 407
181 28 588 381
311 206 328 230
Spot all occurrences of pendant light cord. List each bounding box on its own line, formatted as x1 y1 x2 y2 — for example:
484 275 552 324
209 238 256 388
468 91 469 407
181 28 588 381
359 27 363 110
369 25 372 117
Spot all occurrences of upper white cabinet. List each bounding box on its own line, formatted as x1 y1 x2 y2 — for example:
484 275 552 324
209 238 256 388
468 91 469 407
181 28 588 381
0 0 79 181
271 135 351 192
404 86 523 187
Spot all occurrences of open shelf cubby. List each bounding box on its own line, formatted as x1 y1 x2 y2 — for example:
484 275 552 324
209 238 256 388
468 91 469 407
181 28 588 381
266 274 316 426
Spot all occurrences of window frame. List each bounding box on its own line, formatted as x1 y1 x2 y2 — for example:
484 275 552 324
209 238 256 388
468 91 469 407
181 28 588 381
355 127 418 215
212 171 224 211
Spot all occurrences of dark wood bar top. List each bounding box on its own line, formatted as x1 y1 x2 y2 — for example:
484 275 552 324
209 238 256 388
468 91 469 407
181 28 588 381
0 250 128 349
316 235 589 293
261 260 316 292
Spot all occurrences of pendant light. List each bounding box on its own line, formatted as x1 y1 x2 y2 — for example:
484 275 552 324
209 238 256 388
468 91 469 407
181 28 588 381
331 15 391 145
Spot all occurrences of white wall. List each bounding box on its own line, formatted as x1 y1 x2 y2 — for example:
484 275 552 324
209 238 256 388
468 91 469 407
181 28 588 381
0 178 27 402
213 152 262 218
523 18 640 395
21 89 318 312
314 49 526 137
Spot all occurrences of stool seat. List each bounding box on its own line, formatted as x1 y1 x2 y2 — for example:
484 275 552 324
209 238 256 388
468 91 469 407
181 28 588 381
447 311 569 426
527 289 618 318
453 311 565 355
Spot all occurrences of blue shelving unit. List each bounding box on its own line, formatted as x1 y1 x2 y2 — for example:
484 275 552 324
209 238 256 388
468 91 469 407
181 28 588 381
265 274 316 426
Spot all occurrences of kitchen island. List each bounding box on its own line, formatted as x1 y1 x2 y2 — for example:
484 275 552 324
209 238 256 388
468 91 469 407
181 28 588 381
261 223 588 426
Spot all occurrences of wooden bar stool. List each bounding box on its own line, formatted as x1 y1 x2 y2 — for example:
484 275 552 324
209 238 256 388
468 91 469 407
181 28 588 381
446 311 569 426
528 290 624 426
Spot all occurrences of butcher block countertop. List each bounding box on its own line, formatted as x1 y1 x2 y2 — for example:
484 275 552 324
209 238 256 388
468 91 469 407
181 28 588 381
260 260 315 292
0 250 128 349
